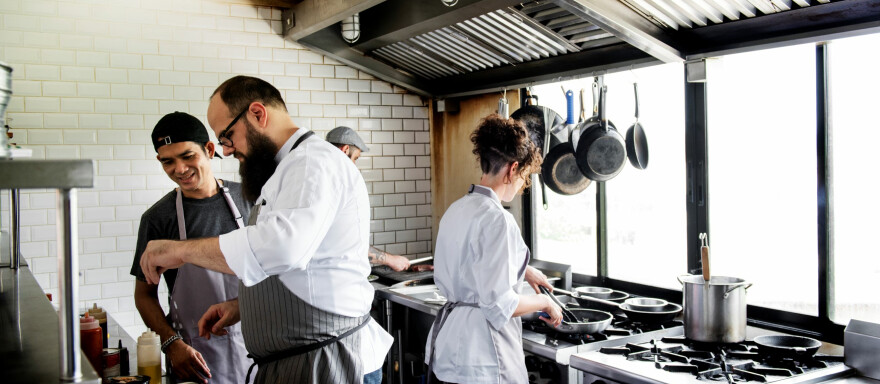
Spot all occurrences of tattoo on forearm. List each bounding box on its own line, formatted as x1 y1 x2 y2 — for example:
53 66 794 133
368 249 387 265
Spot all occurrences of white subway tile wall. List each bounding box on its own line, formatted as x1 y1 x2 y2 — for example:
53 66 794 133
0 0 432 336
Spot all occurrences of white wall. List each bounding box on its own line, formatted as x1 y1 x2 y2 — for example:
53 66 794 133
0 0 432 336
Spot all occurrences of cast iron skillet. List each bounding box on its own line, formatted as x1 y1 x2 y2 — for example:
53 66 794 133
540 85 594 195
753 335 822 359
510 93 564 158
574 85 627 182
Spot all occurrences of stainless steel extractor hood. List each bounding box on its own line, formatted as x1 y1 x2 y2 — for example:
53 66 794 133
283 0 880 98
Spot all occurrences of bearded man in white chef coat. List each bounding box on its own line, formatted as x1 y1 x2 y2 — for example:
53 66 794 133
138 75 392 384
326 125 412 272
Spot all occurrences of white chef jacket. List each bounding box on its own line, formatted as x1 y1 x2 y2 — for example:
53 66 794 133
425 185 530 383
219 128 392 373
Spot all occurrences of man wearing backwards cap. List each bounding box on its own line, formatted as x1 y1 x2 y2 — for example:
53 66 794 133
326 126 412 272
130 112 252 384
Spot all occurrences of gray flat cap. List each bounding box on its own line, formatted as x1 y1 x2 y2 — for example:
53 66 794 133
326 126 370 152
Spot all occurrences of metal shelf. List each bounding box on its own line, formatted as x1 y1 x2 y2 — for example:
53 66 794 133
1 159 95 382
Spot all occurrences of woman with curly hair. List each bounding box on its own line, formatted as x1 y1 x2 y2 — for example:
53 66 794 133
425 114 563 384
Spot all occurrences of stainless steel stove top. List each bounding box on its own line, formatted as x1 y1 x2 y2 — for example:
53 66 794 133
521 317 684 364
571 332 853 384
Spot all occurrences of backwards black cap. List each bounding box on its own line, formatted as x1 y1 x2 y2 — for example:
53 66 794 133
151 112 220 158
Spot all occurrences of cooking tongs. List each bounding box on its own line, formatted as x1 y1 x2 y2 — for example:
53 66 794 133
539 286 578 323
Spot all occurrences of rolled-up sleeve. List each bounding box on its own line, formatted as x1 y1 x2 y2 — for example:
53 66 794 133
471 212 520 331
219 148 339 287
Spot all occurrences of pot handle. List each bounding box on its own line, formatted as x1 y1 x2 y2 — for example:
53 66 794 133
723 282 753 299
677 275 684 285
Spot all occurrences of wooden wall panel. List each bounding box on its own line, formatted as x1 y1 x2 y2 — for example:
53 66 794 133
430 91 520 242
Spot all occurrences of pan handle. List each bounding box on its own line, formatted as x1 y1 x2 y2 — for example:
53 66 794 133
591 81 599 116
555 288 621 309
633 82 640 121
723 282 753 299
539 174 549 210
598 86 608 132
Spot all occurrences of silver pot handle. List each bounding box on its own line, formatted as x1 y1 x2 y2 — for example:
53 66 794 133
723 282 753 299
677 275 685 285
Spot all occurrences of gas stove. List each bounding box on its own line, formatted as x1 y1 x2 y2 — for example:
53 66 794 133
571 332 852 384
522 295 684 384
522 297 684 364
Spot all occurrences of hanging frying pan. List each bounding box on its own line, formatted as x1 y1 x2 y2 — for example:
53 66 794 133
625 83 649 170
511 91 564 208
540 86 592 195
575 85 627 182
510 91 563 157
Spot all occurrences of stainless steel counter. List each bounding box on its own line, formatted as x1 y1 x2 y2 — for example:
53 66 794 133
0 264 101 383
374 285 442 316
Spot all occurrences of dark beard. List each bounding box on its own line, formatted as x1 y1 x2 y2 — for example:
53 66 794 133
239 122 280 203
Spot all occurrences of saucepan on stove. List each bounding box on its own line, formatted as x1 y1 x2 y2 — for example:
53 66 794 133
554 288 681 324
539 286 612 334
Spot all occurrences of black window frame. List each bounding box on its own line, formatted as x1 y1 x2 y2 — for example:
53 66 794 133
523 42 847 344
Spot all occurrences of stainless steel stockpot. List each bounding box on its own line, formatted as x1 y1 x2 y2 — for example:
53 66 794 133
678 275 752 343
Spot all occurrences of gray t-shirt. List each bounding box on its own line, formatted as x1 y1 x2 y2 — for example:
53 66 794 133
130 180 252 293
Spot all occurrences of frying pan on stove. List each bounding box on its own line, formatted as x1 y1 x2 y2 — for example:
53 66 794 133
554 288 681 324
753 335 821 359
538 286 613 334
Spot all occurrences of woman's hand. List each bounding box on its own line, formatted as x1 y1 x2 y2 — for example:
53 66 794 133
524 266 553 294
540 295 564 328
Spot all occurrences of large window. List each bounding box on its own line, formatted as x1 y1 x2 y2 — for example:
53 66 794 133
828 33 880 324
707 44 818 315
532 79 598 275
605 64 687 289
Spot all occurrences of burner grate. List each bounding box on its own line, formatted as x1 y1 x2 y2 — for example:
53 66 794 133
601 337 845 383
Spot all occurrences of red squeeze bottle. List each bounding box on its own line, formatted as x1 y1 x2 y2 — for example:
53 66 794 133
80 312 103 374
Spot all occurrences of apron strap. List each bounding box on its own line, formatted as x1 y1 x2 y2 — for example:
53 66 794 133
218 179 245 229
244 315 371 384
175 188 187 240
290 130 315 153
244 130 316 227
427 301 479 384
175 179 246 240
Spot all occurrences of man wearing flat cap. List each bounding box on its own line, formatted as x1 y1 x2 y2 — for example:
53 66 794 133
131 111 252 384
326 126 412 272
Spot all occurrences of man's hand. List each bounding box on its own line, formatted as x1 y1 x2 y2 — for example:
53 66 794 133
140 240 185 285
524 266 553 295
166 340 211 384
384 254 411 272
198 298 240 340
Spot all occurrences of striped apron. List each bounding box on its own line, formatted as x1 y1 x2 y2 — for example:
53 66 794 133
240 130 371 384
169 179 251 384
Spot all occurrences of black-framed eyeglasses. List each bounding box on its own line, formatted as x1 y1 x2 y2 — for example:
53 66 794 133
217 108 247 148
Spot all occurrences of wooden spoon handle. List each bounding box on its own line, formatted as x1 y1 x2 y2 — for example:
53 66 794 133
701 245 710 281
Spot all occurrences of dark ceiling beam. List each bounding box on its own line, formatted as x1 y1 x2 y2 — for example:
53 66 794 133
352 0 526 52
554 0 684 63
298 27 434 96
677 0 880 59
429 44 660 97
